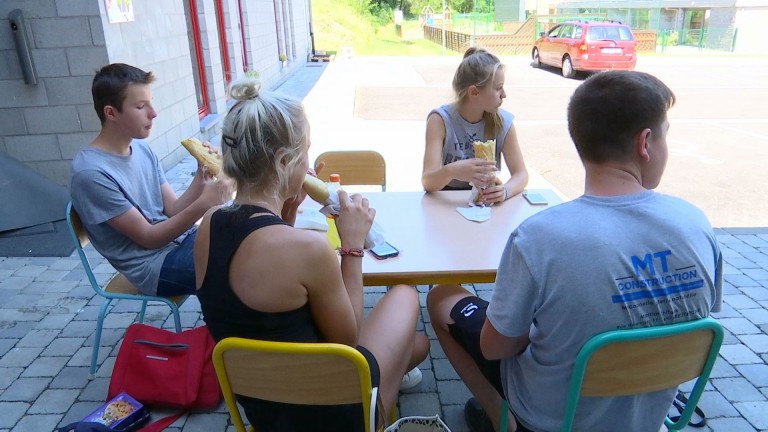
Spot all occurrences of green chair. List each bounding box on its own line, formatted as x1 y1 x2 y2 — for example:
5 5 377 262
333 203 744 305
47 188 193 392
500 317 723 431
66 202 188 379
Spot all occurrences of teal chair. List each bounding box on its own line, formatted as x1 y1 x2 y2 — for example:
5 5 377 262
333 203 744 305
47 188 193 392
66 202 188 379
500 317 723 431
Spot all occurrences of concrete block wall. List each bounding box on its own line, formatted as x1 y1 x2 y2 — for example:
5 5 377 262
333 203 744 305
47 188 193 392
734 7 768 53
0 0 106 186
242 1 281 89
238 0 309 90
706 9 737 51
291 0 312 61
100 0 201 172
0 0 313 183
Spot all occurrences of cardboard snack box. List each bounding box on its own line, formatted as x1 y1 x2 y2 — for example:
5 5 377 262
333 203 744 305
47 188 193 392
81 392 150 431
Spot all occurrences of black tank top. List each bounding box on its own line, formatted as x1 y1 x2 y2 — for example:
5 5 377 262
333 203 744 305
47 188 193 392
198 204 320 344
197 205 364 432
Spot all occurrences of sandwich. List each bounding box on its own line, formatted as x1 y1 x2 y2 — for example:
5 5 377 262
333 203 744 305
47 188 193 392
472 139 496 162
181 138 222 176
303 174 330 204
471 139 498 203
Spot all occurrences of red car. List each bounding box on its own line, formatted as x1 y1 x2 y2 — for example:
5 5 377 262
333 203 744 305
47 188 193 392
532 21 637 78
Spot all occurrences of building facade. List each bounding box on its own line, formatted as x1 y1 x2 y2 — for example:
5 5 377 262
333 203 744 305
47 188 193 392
1 0 312 186
552 0 767 53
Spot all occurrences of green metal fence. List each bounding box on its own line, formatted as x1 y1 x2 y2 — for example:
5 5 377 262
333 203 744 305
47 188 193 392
450 13 498 34
532 14 608 38
657 27 737 52
423 7 740 53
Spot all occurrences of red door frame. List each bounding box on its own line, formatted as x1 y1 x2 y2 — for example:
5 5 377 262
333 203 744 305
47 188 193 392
188 0 210 118
214 0 232 84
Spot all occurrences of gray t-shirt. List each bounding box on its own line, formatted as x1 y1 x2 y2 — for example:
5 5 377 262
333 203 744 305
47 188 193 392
429 104 514 189
70 140 188 295
487 190 722 432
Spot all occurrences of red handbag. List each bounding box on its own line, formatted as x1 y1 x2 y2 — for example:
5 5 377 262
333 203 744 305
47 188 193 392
107 324 222 431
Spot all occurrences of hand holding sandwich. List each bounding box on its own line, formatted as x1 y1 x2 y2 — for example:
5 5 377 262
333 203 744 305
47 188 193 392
470 139 506 205
448 158 498 187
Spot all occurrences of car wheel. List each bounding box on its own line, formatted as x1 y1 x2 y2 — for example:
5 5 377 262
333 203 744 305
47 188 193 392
561 56 575 79
532 48 541 68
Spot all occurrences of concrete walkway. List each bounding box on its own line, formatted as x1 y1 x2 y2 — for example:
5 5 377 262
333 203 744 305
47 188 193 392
1 58 767 432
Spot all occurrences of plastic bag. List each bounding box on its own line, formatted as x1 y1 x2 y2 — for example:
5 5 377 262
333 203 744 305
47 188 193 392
384 415 452 432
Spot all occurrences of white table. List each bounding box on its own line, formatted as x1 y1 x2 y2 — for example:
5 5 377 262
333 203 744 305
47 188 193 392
325 189 563 286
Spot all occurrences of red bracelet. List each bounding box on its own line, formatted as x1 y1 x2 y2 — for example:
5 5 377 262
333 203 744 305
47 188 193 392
337 247 365 257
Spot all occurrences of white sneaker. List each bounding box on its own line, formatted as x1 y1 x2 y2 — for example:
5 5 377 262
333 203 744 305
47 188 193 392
399 367 423 391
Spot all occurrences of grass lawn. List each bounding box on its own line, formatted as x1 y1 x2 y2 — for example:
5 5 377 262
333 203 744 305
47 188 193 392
312 0 455 57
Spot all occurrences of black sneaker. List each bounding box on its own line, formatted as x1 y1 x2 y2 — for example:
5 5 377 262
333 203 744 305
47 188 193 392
464 397 494 432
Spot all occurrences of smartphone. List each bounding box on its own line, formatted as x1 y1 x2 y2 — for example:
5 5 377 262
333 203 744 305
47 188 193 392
523 191 548 206
370 242 400 260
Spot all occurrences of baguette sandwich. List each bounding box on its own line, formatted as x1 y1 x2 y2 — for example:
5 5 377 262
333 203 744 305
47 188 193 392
471 139 497 204
303 174 330 204
472 139 496 162
181 138 222 176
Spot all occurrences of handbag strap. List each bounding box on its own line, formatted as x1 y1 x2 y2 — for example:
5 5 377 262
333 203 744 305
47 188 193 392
668 391 707 428
57 422 111 432
137 410 187 432
133 339 189 350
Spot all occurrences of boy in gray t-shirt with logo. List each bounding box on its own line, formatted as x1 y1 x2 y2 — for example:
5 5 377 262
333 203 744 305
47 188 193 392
70 63 231 296
427 71 722 432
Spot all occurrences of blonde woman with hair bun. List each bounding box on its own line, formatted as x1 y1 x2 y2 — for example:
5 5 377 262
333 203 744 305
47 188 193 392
194 78 429 432
422 47 528 205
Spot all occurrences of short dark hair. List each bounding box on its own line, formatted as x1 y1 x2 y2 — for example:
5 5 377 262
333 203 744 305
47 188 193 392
567 71 675 163
92 63 155 124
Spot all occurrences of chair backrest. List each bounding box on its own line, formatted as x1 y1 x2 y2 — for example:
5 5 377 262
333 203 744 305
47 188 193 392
66 202 108 296
67 202 90 249
67 202 187 298
314 150 386 191
212 338 379 432
562 317 724 431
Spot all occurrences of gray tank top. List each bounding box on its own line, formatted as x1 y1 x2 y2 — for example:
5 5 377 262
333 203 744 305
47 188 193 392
429 103 515 189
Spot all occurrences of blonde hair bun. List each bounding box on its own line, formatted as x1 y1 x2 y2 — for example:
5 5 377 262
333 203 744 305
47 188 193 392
229 78 261 101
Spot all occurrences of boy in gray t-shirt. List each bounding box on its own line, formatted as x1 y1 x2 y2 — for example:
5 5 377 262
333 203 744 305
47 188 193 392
70 63 231 296
427 71 722 432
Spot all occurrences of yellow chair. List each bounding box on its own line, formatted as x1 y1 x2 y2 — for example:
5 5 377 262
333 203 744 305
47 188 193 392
212 338 396 432
500 317 724 431
314 150 386 191
66 202 187 379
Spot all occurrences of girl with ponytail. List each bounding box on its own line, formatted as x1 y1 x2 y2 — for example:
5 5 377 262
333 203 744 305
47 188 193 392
422 48 528 205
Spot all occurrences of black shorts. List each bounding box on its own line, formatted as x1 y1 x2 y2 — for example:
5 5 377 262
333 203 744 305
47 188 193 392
448 296 534 432
356 345 381 389
448 296 504 395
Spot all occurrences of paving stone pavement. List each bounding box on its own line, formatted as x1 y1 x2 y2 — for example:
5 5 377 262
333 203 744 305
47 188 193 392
2 62 767 431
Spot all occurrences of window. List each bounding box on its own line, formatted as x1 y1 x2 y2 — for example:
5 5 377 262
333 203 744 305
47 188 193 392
588 26 634 41
214 0 232 84
184 0 209 117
